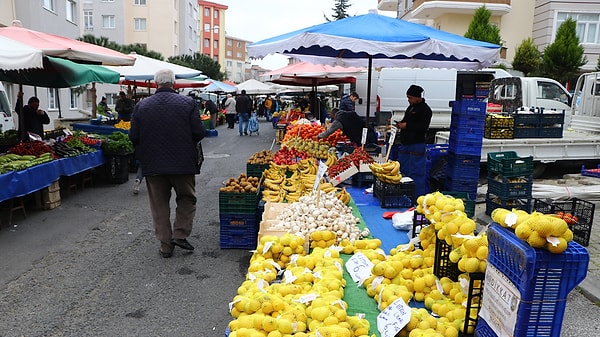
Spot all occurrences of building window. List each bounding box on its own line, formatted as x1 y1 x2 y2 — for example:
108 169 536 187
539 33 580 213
213 25 219 34
236 51 242 58
106 93 118 105
204 23 210 32
213 40 218 49
226 50 232 57
236 41 241 47
66 1 76 22
558 12 600 44
204 38 210 48
204 8 209 16
43 0 55 12
227 60 232 67
227 39 232 46
101 0 115 2
134 0 146 4
188 26 192 39
237 62 242 68
134 18 147 31
213 56 218 62
174 20 177 34
214 10 219 19
48 89 58 110
69 88 78 109
102 15 115 29
84 10 93 30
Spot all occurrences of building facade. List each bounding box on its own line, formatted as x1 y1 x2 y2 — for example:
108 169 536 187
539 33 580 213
378 0 600 71
198 1 227 66
223 36 251 83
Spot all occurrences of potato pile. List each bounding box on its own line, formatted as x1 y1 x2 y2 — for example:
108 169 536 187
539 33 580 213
219 173 260 193
247 150 273 164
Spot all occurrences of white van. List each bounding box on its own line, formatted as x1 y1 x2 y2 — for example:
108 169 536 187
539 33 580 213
377 68 512 131
353 70 379 120
0 83 16 132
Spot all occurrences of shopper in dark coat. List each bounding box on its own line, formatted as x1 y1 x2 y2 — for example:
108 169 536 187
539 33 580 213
235 89 252 136
15 93 50 141
129 69 206 258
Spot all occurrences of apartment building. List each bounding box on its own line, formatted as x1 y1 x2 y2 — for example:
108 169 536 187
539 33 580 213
82 0 200 58
224 36 251 83
378 0 600 71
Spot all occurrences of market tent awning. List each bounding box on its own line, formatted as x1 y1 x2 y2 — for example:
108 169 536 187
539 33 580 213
0 56 120 88
0 21 134 66
236 79 276 95
0 35 43 70
105 53 202 81
260 61 364 86
200 79 237 93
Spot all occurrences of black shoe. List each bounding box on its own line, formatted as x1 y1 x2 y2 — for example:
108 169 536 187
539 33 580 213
172 238 194 251
244 132 248 135
160 250 173 258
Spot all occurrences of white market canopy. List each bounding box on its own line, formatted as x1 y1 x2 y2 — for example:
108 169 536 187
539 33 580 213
0 35 43 70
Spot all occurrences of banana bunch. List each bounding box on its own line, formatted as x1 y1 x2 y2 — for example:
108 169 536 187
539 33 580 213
336 187 351 205
369 160 402 184
324 151 337 167
297 158 317 175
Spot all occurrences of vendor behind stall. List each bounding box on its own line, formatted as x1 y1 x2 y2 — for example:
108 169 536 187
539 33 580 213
317 107 375 148
115 91 135 121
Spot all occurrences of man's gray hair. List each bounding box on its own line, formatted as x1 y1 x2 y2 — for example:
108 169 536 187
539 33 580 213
154 69 175 87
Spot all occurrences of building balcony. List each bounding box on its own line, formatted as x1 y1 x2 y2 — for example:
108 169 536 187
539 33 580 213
401 0 511 20
377 0 398 12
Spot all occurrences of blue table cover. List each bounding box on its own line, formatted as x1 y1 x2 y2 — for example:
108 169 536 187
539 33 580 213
0 150 106 203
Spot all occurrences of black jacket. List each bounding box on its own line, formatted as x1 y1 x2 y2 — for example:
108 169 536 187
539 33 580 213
129 87 206 175
397 99 432 145
235 94 252 113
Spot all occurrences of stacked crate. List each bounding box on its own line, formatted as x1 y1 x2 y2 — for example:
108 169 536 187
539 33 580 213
485 151 533 215
513 108 565 138
444 100 486 200
533 198 596 247
484 113 514 139
476 223 588 337
219 190 260 249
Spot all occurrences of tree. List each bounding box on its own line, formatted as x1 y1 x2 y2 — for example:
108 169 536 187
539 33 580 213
79 34 163 60
595 56 600 72
542 17 587 85
512 38 542 76
168 53 226 81
324 0 351 22
464 6 502 45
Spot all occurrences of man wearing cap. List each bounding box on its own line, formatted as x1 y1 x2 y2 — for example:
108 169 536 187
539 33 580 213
390 84 432 198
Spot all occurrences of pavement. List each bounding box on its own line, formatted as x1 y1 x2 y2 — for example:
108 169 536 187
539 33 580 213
0 119 599 336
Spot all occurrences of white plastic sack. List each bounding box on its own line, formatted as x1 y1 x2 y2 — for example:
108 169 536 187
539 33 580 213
392 209 414 231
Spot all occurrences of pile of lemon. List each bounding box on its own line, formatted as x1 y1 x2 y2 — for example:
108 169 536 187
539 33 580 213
491 208 574 254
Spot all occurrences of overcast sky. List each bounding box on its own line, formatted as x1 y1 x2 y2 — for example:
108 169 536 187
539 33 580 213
216 0 395 70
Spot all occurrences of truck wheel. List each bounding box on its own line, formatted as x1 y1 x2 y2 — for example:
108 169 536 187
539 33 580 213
532 163 546 179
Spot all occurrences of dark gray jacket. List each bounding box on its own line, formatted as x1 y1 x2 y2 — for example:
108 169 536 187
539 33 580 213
129 87 205 175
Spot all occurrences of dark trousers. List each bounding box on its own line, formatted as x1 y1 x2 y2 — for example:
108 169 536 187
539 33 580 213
145 174 197 253
226 114 235 128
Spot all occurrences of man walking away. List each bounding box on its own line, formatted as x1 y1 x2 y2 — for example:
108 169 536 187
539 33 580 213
129 69 206 258
235 89 252 136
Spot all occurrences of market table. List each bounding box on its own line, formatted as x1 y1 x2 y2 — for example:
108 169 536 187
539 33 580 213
72 123 127 135
0 150 106 204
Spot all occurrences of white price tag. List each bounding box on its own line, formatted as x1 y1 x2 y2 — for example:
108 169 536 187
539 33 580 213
361 127 368 145
313 160 329 192
388 127 397 145
345 252 374 283
377 297 412 337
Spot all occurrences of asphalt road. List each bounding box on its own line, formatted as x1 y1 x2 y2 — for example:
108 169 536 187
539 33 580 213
0 119 599 336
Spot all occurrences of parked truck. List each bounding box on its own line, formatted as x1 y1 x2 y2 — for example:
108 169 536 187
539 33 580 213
434 74 600 176
0 83 15 132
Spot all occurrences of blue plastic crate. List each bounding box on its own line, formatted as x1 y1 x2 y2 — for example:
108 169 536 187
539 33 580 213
219 214 258 249
451 111 486 129
452 100 487 115
513 112 540 125
448 136 483 156
485 224 589 337
444 176 478 201
475 317 496 337
538 126 562 138
539 112 565 125
513 126 539 138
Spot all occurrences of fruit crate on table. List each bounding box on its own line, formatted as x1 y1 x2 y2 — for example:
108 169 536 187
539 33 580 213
373 177 415 208
487 151 533 177
219 213 258 249
481 223 589 337
219 191 260 216
532 198 595 247
246 163 271 178
412 212 431 249
433 238 461 281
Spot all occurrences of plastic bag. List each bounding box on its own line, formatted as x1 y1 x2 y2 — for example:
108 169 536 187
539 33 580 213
391 209 414 231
